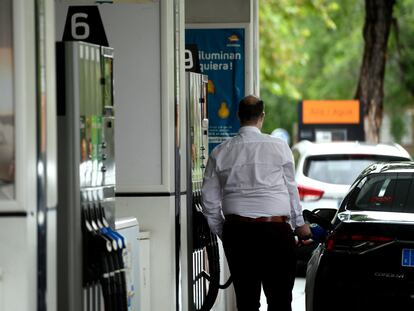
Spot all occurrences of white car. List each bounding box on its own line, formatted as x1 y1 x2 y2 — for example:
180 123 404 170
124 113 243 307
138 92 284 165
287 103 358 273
292 140 412 213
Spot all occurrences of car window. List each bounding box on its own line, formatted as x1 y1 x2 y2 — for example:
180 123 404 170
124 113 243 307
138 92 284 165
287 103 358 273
303 155 409 185
350 172 414 213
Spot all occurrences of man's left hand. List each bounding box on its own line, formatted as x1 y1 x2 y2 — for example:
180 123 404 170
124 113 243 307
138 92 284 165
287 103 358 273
295 224 312 240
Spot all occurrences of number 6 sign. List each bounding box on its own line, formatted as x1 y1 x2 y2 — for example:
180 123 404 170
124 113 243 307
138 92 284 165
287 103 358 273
71 13 90 40
62 6 109 47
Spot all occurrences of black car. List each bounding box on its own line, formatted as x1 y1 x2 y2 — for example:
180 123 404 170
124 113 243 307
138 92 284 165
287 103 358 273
305 161 414 311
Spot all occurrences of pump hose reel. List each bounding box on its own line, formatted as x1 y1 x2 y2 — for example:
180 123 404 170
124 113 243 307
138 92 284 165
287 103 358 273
192 210 232 311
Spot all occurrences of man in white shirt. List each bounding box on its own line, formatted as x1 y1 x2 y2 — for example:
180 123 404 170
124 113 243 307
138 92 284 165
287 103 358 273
201 95 311 311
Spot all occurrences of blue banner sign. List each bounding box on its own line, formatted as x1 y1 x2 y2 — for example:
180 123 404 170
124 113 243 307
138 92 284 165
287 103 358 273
186 28 245 151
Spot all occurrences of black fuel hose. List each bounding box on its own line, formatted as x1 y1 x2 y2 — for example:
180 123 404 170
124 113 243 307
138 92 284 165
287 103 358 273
192 209 233 311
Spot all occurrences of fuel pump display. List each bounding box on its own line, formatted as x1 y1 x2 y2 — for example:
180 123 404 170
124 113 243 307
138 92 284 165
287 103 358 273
186 72 222 311
57 41 127 311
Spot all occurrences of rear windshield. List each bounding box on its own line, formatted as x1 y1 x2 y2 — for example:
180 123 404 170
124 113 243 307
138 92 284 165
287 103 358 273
304 155 409 185
349 172 414 213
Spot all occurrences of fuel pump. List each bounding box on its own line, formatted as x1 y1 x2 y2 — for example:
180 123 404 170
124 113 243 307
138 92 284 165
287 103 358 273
56 41 128 311
186 72 231 311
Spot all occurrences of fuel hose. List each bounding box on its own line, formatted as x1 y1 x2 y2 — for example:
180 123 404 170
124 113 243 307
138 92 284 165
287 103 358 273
192 209 232 311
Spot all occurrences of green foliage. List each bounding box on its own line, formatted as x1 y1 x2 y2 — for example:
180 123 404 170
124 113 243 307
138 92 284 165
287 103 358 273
260 0 414 144
384 0 414 142
261 88 297 135
390 111 406 143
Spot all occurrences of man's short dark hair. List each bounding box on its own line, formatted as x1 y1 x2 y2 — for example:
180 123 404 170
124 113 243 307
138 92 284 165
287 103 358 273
238 96 264 122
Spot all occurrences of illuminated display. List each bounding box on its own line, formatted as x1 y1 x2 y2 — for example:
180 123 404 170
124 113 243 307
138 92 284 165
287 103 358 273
302 100 360 124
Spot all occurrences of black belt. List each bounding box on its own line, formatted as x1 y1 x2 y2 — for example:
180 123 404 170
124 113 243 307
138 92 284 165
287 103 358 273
225 214 288 224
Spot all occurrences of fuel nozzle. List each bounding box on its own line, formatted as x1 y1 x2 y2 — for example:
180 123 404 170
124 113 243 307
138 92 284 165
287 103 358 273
309 223 328 243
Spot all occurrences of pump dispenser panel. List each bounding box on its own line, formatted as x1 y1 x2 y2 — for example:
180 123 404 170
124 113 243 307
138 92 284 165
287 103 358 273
186 72 223 310
57 41 128 311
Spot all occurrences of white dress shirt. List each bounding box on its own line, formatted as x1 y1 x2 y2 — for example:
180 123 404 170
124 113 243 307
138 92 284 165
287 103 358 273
201 126 305 237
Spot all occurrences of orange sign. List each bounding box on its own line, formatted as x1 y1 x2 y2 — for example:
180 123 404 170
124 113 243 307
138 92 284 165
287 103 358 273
302 100 360 124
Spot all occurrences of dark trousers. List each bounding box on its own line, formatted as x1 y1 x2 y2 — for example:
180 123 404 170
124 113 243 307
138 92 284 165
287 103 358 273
222 221 296 311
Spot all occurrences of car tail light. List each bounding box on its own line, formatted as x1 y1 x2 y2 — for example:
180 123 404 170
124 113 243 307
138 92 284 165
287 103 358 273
298 185 324 202
326 232 394 251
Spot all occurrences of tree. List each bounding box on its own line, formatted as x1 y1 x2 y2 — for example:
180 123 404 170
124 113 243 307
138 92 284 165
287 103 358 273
259 0 414 146
355 0 396 143
259 0 364 139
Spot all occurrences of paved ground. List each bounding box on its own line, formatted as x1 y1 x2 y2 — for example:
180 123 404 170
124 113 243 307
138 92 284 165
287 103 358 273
260 277 306 311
